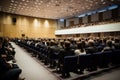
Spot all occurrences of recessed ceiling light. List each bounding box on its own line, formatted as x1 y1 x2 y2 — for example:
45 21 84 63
14 4 17 6
11 0 14 2
10 3 13 5
15 1 18 3
40 1 43 3
26 0 29 2
20 2 22 4
24 3 27 5
36 0 39 2
111 0 114 1
103 2 106 4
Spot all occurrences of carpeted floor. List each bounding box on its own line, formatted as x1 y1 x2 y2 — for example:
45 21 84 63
11 42 120 80
11 42 59 80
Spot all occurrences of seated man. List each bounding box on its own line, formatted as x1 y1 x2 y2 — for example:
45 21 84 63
58 41 75 77
102 40 115 52
0 40 22 80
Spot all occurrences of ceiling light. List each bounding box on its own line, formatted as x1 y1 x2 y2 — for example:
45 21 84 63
24 3 27 5
14 4 17 6
26 0 29 2
111 0 114 1
103 2 106 4
11 0 14 2
10 3 13 5
40 1 43 3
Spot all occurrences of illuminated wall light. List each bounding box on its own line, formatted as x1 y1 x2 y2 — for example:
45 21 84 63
44 20 49 28
22 18 29 26
34 19 40 27
6 15 12 24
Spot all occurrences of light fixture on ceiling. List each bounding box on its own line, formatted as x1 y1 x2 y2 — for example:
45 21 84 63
11 0 14 2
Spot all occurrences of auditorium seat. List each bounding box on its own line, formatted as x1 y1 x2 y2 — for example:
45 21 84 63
62 55 78 77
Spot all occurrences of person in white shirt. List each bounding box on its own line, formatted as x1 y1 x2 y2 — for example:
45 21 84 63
74 41 86 55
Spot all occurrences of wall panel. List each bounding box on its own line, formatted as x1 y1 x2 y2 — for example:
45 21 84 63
0 13 57 38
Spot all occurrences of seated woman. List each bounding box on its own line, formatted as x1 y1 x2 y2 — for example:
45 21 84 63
74 41 86 55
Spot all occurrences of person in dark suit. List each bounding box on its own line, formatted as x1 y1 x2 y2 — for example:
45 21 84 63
49 40 61 67
114 38 120 49
86 39 97 71
102 40 115 52
0 39 22 80
86 39 97 54
58 41 75 77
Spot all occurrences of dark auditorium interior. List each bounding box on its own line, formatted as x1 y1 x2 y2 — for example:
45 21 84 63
0 0 120 80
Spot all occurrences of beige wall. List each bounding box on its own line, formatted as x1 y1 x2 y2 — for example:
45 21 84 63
0 13 57 38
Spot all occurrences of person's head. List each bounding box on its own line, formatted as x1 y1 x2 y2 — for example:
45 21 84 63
115 38 119 43
50 40 54 46
88 39 94 47
77 42 82 49
0 41 3 49
77 42 84 52
64 41 70 48
81 40 86 48
106 40 112 47
54 41 58 46
0 37 3 48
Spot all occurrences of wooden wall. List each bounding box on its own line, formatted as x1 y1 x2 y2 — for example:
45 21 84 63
0 13 57 38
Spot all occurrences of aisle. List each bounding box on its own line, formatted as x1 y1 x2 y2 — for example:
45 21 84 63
91 68 120 80
11 42 59 80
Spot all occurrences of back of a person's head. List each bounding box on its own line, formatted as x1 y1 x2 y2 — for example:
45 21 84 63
50 40 54 46
0 37 3 42
64 41 70 48
88 39 94 46
54 41 58 46
115 38 119 43
0 40 3 48
106 40 112 47
59 40 64 46
77 42 82 49
81 40 86 48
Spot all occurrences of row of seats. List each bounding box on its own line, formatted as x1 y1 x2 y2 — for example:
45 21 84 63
63 50 120 75
13 39 120 78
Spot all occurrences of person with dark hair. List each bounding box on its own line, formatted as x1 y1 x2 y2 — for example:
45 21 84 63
0 40 22 80
74 42 86 55
102 40 115 52
49 40 61 67
114 38 120 50
58 41 75 77
86 39 97 54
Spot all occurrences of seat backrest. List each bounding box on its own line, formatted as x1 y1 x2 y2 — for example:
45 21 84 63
78 54 92 69
64 55 78 72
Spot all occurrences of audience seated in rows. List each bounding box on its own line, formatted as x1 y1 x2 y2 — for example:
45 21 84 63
0 37 23 80
13 36 120 78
